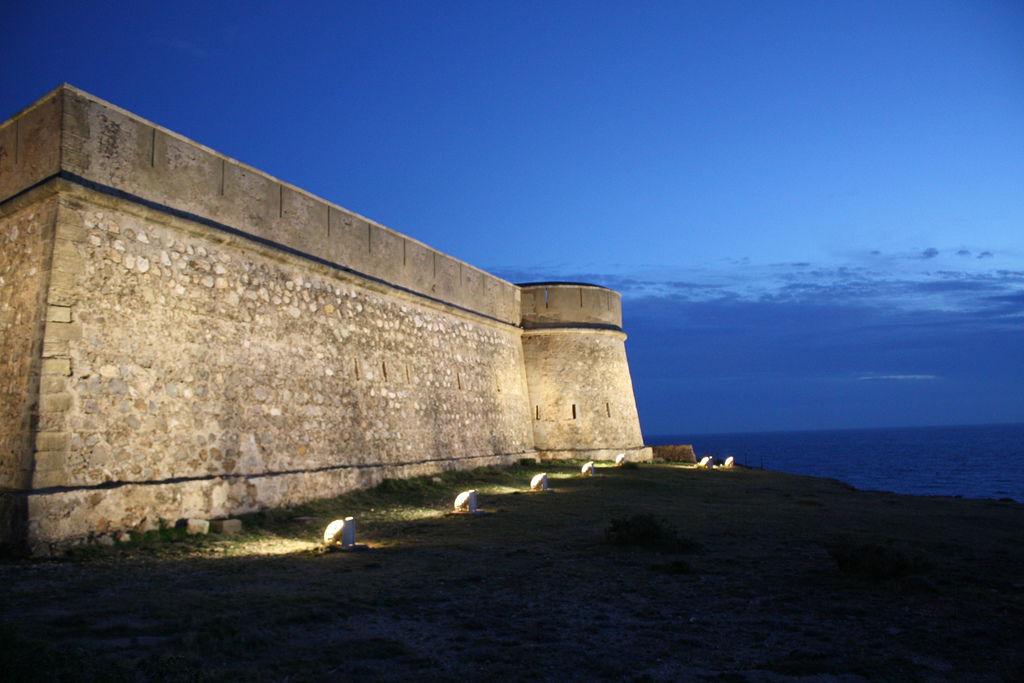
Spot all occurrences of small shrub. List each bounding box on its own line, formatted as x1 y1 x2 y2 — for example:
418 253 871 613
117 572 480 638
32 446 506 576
620 461 640 470
517 457 538 466
604 513 701 553
827 539 930 580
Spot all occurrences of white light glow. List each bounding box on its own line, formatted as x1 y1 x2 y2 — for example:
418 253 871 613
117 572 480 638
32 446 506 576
454 490 478 513
323 516 356 547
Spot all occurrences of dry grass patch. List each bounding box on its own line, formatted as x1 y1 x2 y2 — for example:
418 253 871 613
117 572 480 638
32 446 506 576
1 461 1022 680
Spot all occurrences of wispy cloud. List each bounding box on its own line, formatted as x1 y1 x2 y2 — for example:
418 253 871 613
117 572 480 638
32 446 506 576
493 245 1024 431
489 244 1024 431
492 250 1023 320
857 374 938 381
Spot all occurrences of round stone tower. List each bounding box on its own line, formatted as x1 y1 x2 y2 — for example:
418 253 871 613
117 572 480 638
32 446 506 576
518 283 651 461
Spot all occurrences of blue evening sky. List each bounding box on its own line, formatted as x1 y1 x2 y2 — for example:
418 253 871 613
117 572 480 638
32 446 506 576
3 1 1022 435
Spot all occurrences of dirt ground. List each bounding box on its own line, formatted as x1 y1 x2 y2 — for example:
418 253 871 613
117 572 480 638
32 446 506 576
1 462 1022 681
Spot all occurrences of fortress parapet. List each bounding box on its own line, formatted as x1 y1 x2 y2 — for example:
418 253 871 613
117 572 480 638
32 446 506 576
0 85 519 324
519 281 622 330
519 283 650 461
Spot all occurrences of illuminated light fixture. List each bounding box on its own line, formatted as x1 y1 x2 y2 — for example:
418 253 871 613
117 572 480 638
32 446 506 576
323 516 365 549
323 517 355 546
614 453 626 467
697 456 711 469
581 461 595 477
722 456 735 469
453 489 480 513
530 472 551 492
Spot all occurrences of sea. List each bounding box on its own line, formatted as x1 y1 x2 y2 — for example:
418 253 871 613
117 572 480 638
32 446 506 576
646 423 1024 503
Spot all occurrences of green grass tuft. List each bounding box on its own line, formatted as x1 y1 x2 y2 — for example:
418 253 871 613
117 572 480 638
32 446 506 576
604 513 701 553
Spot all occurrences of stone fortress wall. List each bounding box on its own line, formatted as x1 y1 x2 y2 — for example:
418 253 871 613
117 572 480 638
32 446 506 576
520 283 644 459
0 86 650 554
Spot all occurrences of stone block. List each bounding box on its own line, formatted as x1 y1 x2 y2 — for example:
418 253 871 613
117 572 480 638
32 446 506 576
36 414 66 432
210 518 242 535
39 376 66 393
41 339 69 358
184 519 209 535
47 305 72 322
44 320 82 341
35 432 68 451
55 213 87 242
47 287 77 307
652 445 696 463
47 270 80 303
40 358 71 376
34 451 66 469
38 392 72 412
52 254 84 276
31 468 66 489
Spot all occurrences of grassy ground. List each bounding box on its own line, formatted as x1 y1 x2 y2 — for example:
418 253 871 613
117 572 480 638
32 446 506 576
1 461 1022 681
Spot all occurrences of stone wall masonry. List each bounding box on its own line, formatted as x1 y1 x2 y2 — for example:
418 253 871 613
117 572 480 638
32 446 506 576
521 328 646 455
2 86 655 552
0 194 57 491
0 86 520 325
19 184 535 550
651 444 697 463
0 92 62 202
517 283 646 459
0 192 59 547
520 283 622 329
25 450 519 554
39 86 518 324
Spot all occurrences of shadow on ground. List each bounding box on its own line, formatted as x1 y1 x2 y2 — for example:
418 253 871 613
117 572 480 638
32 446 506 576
2 462 1022 681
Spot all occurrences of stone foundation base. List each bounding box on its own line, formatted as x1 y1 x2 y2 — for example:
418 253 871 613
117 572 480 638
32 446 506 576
535 446 653 463
20 451 532 555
